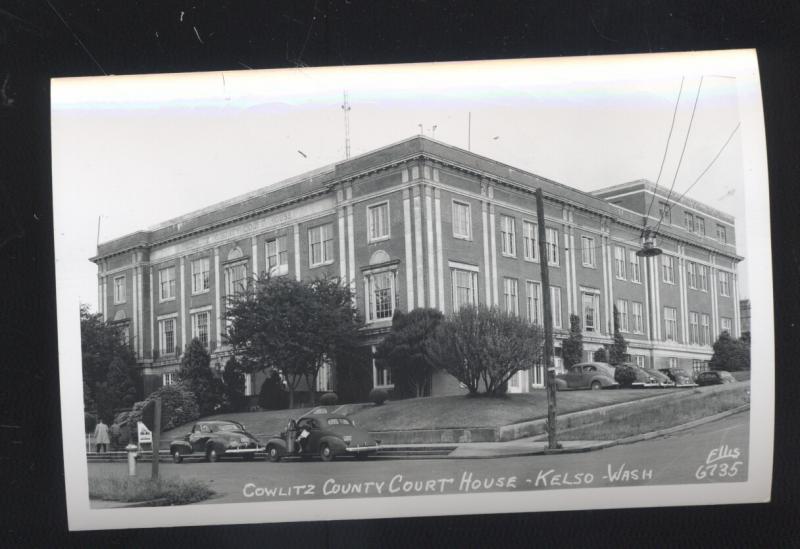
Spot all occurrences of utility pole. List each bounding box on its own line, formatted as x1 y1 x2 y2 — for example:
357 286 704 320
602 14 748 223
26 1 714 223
341 91 351 159
535 188 559 449
151 398 161 480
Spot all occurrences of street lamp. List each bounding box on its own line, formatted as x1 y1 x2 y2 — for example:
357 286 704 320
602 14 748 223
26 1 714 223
636 227 663 258
637 227 662 370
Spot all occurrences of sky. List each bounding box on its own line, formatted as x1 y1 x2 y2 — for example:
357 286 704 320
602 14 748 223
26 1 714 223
51 51 759 311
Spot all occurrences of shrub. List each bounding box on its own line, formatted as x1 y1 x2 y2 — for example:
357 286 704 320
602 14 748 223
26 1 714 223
258 371 288 410
614 364 638 387
320 392 338 406
369 387 388 406
127 384 200 432
85 412 97 433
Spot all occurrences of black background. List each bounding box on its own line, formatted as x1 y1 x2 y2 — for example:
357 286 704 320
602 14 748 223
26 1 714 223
1 1 798 547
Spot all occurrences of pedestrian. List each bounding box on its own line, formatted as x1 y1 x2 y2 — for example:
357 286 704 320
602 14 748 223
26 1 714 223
110 421 121 451
94 419 110 453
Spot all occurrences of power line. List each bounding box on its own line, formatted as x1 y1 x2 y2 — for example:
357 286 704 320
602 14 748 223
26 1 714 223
673 122 741 207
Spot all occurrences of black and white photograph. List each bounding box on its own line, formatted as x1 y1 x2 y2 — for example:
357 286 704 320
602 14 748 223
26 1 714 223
52 49 773 530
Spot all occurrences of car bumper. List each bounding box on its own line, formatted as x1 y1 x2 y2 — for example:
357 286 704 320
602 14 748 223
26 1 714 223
224 446 263 455
344 444 380 453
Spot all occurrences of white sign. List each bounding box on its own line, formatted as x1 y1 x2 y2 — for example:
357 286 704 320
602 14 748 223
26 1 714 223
137 421 152 445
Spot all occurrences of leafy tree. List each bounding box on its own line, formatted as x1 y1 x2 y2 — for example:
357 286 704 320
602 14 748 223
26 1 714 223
593 346 608 363
562 314 584 368
614 364 638 387
126 384 200 432
375 308 443 398
225 275 363 408
426 304 544 396
258 370 288 410
608 306 629 366
222 356 246 412
106 357 139 409
709 331 750 371
178 338 227 416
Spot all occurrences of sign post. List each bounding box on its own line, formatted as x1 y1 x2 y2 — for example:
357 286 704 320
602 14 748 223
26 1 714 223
141 398 162 480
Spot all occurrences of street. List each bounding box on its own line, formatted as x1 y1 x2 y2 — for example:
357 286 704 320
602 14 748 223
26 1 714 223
89 411 749 506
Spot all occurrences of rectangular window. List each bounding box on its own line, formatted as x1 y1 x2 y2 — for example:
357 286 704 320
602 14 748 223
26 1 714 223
662 255 675 284
616 299 629 332
696 217 705 235
452 201 472 239
159 318 176 355
614 246 626 279
716 224 727 243
367 202 390 241
658 202 671 224
629 251 641 283
581 236 595 267
526 281 542 324
692 360 707 375
582 291 600 333
687 261 697 289
159 266 176 301
191 311 209 347
118 324 130 346
634 355 646 368
689 312 699 344
546 228 559 266
523 221 539 261
664 307 678 341
500 215 516 256
191 257 210 294
113 275 126 304
668 357 678 369
266 235 289 276
718 271 731 296
701 314 711 345
452 268 479 311
631 302 644 334
373 355 393 388
503 278 519 316
684 211 694 231
225 262 248 297
162 371 178 386
721 317 732 334
316 360 333 392
244 373 253 396
367 271 396 322
698 264 708 291
308 223 334 266
550 286 562 329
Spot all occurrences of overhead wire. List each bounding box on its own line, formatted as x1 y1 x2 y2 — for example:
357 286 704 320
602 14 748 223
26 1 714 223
672 122 741 207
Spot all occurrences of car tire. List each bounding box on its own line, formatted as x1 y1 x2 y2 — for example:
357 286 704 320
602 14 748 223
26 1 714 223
172 450 183 464
206 446 219 463
267 445 281 463
590 381 602 390
320 443 335 462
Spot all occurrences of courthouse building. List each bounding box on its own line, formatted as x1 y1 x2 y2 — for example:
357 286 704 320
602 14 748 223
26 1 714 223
91 136 743 397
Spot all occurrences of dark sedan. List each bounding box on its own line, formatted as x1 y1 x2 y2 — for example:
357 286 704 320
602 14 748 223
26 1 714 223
265 411 380 462
170 420 263 463
555 362 618 391
695 370 737 386
659 367 698 387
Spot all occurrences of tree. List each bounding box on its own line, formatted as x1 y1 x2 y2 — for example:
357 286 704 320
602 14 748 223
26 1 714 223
225 275 363 408
608 306 629 366
178 338 226 416
709 331 750 371
126 384 200 432
221 356 246 412
375 308 443 398
426 304 544 396
562 314 584 368
593 346 608 363
106 357 139 410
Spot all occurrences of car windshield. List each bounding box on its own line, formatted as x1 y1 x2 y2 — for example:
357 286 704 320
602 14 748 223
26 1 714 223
327 418 351 426
215 424 242 432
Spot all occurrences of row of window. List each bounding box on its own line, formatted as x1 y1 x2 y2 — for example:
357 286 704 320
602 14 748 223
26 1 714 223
661 256 732 297
661 202 728 243
157 310 210 355
498 215 559 265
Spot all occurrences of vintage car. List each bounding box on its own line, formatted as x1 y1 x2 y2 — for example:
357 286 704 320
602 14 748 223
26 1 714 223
555 362 618 391
265 410 380 462
624 364 675 388
170 420 263 463
695 370 737 386
658 367 698 387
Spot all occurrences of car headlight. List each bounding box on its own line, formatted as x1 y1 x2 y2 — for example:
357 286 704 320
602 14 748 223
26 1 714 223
343 435 352 445
240 436 249 443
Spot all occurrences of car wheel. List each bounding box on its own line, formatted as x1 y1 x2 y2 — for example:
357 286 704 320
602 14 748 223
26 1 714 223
172 450 183 464
206 446 219 463
320 443 335 462
590 381 602 390
267 445 281 463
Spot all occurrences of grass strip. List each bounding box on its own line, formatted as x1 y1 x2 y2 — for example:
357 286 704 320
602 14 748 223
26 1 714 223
89 475 214 506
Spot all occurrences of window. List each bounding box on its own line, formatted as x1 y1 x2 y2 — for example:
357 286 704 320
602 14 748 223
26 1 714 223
159 266 176 301
191 257 210 294
716 224 727 243
366 270 396 322
316 359 333 392
500 215 516 256
631 301 644 334
689 312 699 344
117 324 130 346
367 202 390 241
582 291 600 333
191 311 209 347
614 246 626 279
159 318 176 355
701 314 711 345
452 201 471 239
662 255 675 284
308 223 334 266
630 250 642 282
523 221 539 261
162 371 178 386
698 265 708 291
658 202 671 224
545 228 559 266
664 307 678 341
615 299 629 332
684 211 694 231
503 278 519 316
550 286 562 329
718 271 731 296
668 357 678 369
692 359 707 375
696 217 705 235
634 355 646 368
687 261 697 289
526 281 542 324
266 236 289 276
452 268 478 311
113 275 126 304
581 236 595 267
225 262 248 297
721 317 732 334
244 373 253 396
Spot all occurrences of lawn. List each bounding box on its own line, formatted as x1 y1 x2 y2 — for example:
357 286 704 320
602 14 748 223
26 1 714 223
89 475 214 505
161 407 313 442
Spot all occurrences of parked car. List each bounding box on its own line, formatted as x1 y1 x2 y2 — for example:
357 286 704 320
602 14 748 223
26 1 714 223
265 411 380 462
170 420 263 463
624 364 675 388
659 367 697 387
555 362 618 391
695 370 737 386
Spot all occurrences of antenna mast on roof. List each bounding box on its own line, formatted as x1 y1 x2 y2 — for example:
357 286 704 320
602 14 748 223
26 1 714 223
341 91 352 159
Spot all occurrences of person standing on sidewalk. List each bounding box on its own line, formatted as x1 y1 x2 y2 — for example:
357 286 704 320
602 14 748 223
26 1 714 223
94 419 110 453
